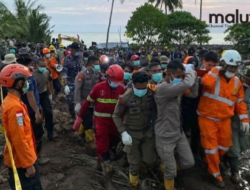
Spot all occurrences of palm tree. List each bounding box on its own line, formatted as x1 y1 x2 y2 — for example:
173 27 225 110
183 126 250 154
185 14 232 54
148 0 183 14
106 0 125 49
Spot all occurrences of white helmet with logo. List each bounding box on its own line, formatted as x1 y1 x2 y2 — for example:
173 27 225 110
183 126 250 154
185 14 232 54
220 50 242 66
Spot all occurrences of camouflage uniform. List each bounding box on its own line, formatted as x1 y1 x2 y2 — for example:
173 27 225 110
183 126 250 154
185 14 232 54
62 55 82 118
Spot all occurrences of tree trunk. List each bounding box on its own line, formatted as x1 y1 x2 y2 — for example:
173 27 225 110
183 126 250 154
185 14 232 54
200 0 202 20
106 0 115 49
164 4 167 15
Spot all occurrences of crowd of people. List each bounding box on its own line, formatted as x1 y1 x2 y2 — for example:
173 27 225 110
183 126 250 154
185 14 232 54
0 36 250 190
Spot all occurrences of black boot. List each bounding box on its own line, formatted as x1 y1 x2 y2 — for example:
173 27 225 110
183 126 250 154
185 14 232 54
228 156 240 184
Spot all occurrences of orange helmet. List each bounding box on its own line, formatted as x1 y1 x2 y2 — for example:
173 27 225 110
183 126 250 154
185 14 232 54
42 48 50 54
100 55 109 64
106 65 124 83
0 64 31 88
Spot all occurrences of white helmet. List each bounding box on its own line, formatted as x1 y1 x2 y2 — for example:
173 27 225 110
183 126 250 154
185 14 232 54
55 64 63 72
220 50 242 66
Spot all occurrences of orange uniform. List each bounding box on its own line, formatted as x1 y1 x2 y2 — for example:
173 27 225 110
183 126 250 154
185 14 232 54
45 57 58 80
198 67 249 181
2 93 37 168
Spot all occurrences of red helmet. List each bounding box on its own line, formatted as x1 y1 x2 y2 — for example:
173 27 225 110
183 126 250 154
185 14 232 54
42 48 50 54
131 55 140 61
106 65 124 83
0 64 31 88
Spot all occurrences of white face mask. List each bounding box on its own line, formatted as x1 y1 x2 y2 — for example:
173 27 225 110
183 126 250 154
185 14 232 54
225 71 235 78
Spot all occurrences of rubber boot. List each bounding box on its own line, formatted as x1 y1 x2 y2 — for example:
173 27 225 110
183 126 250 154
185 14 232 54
211 176 225 189
164 179 174 190
101 161 117 190
96 159 102 172
85 129 96 149
129 174 139 190
228 156 240 184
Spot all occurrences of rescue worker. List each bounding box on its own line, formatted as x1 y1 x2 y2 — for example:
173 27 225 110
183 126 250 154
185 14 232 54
155 60 198 190
62 42 82 123
57 43 65 64
160 55 169 71
148 62 163 84
73 65 125 190
74 55 100 144
112 71 156 189
43 48 61 99
131 55 140 73
121 63 134 87
0 64 42 190
197 50 249 188
223 68 250 184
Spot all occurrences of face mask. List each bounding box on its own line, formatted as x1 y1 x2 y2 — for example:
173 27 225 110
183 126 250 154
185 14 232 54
2 45 6 49
38 67 46 73
170 73 182 84
75 52 80 56
45 54 50 59
225 71 235 78
161 64 167 69
60 48 64 51
133 60 140 66
93 65 100 72
84 58 88 61
22 81 29 94
152 73 163 83
124 72 131 80
9 49 15 54
31 52 36 55
141 55 146 58
109 81 119 88
133 86 147 97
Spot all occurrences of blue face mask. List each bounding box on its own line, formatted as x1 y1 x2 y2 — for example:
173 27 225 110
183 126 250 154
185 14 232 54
93 65 100 72
141 55 146 58
38 67 46 73
152 73 163 83
45 54 50 59
84 58 88 61
133 60 140 66
9 49 15 54
133 86 147 97
75 52 80 56
22 81 29 94
124 72 131 80
170 74 182 84
161 64 167 69
109 81 119 88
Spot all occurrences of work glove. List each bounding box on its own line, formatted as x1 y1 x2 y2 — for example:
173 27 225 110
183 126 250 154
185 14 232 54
185 64 194 71
241 122 250 134
72 116 82 131
121 131 132 146
49 94 53 102
64 85 70 95
74 103 81 114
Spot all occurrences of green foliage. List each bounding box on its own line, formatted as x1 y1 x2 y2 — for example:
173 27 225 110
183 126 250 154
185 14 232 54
0 0 53 42
125 3 165 47
148 0 183 14
224 23 250 54
160 11 211 47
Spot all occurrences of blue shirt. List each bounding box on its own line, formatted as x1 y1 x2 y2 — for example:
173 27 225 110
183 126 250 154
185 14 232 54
21 76 41 114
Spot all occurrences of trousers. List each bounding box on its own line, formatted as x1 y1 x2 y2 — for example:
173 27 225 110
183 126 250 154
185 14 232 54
8 163 42 190
82 107 94 131
52 78 61 95
156 132 194 180
66 83 75 118
29 112 44 154
198 116 232 181
39 91 54 140
95 117 119 161
124 131 155 176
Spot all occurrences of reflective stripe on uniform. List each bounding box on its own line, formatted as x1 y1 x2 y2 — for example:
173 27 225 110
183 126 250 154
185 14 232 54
94 111 112 117
208 71 218 78
237 98 244 103
218 145 229 151
87 96 95 102
239 114 248 120
212 172 221 178
205 148 218 154
197 110 222 122
96 98 118 104
202 76 239 106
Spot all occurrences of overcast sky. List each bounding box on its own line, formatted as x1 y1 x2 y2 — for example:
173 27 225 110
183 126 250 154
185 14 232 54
3 0 250 33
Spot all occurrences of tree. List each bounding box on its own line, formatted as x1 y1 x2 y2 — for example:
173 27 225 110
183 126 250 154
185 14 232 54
125 3 165 48
159 11 211 48
106 0 125 49
148 0 183 14
224 23 250 53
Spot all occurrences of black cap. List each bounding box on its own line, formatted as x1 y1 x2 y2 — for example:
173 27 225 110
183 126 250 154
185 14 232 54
17 53 32 62
70 42 80 50
188 47 195 56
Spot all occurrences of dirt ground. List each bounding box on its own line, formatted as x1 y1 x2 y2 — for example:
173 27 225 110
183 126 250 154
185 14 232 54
1 95 250 190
